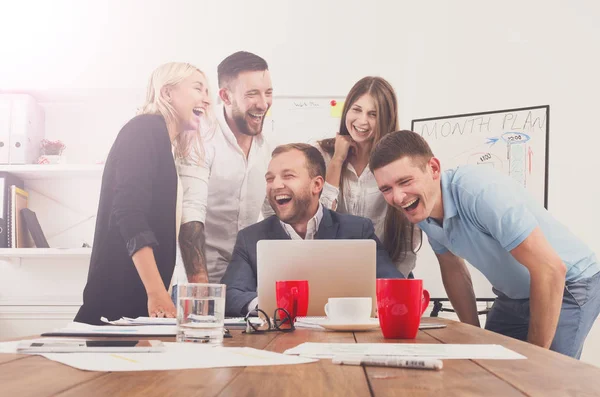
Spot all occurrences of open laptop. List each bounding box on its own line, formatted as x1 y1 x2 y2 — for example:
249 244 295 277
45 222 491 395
257 239 377 317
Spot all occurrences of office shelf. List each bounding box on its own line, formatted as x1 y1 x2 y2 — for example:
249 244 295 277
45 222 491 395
0 164 104 180
0 248 92 258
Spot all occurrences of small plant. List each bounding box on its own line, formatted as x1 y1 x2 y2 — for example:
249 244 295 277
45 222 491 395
40 139 66 156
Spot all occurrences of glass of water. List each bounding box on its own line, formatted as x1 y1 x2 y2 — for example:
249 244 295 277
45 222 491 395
176 283 226 344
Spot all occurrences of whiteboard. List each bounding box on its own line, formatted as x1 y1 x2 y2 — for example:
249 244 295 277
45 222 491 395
411 105 550 299
263 96 346 146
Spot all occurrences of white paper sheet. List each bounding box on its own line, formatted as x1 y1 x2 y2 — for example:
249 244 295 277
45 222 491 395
295 317 447 330
99 317 264 328
101 317 175 326
284 343 526 360
0 340 316 371
294 317 328 330
48 343 316 371
0 341 20 354
42 322 178 336
0 339 88 354
225 317 264 328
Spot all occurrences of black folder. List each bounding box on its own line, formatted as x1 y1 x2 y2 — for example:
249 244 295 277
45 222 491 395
20 208 50 248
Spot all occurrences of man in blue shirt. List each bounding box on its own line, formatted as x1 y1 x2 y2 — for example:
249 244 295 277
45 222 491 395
370 130 600 358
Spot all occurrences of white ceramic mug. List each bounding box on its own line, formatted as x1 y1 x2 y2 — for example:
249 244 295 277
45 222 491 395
324 297 372 323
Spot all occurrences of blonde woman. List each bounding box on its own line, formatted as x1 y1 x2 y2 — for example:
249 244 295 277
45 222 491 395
317 77 420 277
75 63 212 325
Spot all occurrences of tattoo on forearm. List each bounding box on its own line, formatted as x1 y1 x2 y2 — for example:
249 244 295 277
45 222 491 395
179 221 208 280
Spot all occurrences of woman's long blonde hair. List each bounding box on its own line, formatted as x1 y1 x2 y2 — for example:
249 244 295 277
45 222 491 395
138 62 215 164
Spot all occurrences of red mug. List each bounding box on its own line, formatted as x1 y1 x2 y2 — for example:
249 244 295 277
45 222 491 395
376 279 430 339
275 280 309 322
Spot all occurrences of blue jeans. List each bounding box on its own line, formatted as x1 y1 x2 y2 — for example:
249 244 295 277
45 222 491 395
485 271 600 359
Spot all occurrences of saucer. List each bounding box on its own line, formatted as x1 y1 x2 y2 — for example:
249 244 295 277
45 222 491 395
319 318 380 332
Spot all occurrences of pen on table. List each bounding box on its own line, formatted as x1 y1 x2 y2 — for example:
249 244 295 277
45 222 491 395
332 355 443 370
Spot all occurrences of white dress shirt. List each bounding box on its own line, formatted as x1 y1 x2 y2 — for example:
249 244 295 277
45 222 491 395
175 105 273 284
316 146 417 276
279 202 323 240
168 147 187 292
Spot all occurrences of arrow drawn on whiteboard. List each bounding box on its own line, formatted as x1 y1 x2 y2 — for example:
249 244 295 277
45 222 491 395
486 137 499 147
528 147 533 174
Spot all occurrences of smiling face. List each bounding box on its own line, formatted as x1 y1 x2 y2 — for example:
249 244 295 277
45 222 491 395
345 94 377 144
265 149 323 225
167 70 211 132
222 70 273 136
373 156 444 224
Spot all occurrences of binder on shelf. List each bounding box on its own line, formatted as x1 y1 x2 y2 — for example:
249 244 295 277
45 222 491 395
0 99 10 163
4 94 45 164
10 185 31 248
20 208 50 248
0 172 24 247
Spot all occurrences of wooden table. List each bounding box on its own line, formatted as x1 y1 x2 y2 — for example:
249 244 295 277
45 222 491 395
2 318 600 397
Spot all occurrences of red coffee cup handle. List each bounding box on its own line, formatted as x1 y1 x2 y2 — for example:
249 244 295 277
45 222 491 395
421 289 430 316
291 287 299 319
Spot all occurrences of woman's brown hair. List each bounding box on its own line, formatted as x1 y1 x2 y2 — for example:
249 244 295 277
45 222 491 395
318 77 420 264
318 76 399 158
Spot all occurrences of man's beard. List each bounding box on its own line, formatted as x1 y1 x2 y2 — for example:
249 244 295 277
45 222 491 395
272 190 312 225
231 103 264 136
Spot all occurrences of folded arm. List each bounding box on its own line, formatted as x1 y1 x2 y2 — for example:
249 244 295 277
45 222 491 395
317 144 342 211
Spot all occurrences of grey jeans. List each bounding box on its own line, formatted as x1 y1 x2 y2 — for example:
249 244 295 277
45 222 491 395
485 271 600 359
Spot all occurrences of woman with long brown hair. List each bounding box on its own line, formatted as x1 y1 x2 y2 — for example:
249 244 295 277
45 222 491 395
317 76 420 276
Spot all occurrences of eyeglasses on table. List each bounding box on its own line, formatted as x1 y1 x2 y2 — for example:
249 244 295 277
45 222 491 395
243 307 296 334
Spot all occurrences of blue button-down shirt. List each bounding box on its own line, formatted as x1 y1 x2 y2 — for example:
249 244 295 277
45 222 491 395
419 165 599 299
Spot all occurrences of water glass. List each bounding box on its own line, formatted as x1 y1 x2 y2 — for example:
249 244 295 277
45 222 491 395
176 283 226 344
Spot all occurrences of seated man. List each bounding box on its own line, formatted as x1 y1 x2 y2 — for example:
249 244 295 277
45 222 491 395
221 143 404 317
370 130 600 359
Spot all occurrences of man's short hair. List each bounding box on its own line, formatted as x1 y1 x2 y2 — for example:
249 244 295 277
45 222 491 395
369 130 435 171
272 143 326 179
217 51 269 88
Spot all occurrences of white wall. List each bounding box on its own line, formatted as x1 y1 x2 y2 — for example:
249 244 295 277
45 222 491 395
0 0 598 363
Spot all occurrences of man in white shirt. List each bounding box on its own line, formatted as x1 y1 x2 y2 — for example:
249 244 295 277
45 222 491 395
178 51 273 284
221 143 404 317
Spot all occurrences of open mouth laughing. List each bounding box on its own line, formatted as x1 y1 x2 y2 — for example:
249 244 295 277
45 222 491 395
353 124 370 136
248 111 265 124
274 194 292 206
401 197 420 213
